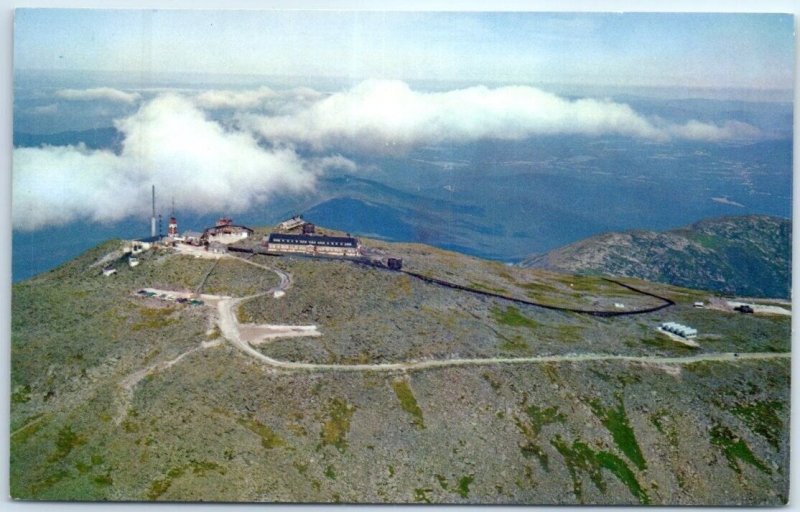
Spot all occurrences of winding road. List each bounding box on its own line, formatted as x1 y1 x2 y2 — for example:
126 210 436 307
217 255 790 373
100 251 790 431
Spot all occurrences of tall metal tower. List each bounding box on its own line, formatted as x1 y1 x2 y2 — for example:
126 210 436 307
151 185 157 238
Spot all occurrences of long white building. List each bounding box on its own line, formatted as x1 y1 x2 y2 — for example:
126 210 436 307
264 233 361 257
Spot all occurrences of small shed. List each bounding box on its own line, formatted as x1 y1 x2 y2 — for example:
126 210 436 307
183 231 203 245
387 257 403 270
278 216 306 231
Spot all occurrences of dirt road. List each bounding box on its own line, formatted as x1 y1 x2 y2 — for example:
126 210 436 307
215 255 790 372
217 286 789 372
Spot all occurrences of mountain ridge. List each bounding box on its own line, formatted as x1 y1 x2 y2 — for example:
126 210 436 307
521 215 791 299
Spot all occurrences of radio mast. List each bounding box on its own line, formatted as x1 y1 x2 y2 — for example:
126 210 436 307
150 185 156 238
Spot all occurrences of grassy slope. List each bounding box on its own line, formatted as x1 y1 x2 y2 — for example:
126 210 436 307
10 237 790 504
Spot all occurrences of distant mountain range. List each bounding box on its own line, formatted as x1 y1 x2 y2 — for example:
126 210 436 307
14 127 123 152
522 215 791 299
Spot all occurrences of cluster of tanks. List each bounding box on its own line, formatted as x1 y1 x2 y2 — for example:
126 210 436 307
659 321 698 339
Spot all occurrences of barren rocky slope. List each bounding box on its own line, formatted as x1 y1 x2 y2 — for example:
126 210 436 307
522 215 791 299
11 234 790 505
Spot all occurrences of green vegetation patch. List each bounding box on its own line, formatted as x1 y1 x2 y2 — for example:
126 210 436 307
11 414 46 445
557 324 585 341
552 436 603 502
595 451 649 505
518 280 559 293
481 372 501 391
587 396 646 471
552 436 649 505
491 305 538 329
28 469 71 497
237 417 285 449
93 473 113 487
131 306 178 331
147 466 185 500
710 424 771 475
468 281 510 294
687 232 726 250
731 400 784 450
414 487 433 503
49 425 87 463
147 461 225 500
649 410 679 449
498 335 529 352
391 379 425 429
525 405 565 435
190 460 224 476
457 474 474 498
520 442 549 471
12 384 31 404
513 405 564 471
321 398 356 452
236 305 251 324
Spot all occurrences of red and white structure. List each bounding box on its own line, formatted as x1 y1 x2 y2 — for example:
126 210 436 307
168 216 178 237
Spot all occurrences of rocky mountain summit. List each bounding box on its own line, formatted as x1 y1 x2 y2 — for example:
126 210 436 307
522 215 791 299
11 227 790 505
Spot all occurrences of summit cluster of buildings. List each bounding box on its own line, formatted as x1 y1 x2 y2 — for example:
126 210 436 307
118 186 399 272
128 210 367 260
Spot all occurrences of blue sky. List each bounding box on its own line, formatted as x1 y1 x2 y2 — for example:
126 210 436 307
14 10 794 91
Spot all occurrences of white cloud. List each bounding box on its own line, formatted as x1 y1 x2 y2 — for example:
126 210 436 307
56 87 142 104
12 94 348 231
194 86 278 110
239 80 760 151
195 86 324 113
31 103 58 115
14 81 762 231
14 144 136 230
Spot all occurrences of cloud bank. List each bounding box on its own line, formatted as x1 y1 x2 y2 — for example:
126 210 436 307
14 80 761 231
13 94 347 231
56 87 142 104
194 86 279 110
240 80 760 151
194 86 324 113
